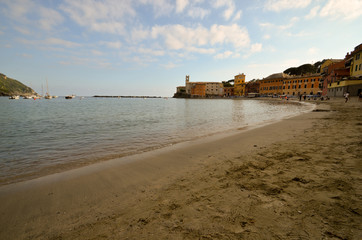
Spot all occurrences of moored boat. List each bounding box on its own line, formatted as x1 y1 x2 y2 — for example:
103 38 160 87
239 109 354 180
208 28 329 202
65 95 75 99
9 95 20 99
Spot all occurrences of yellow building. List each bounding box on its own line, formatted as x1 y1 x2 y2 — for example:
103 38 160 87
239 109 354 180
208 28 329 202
234 73 246 96
320 59 343 75
350 43 362 77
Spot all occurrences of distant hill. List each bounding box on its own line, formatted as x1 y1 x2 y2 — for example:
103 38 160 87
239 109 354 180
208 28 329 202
283 62 322 76
0 73 37 96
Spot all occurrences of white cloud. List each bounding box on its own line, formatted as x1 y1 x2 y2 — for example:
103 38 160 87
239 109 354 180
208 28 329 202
38 7 64 31
233 10 242 21
160 62 178 69
187 7 210 19
305 6 320 19
250 43 262 53
91 50 103 56
149 23 250 59
259 17 299 31
186 46 216 54
176 0 189 13
320 0 362 20
263 34 271 40
100 41 122 49
131 26 150 42
59 56 112 68
45 38 81 48
265 0 311 12
2 0 63 31
139 0 174 17
1 0 34 22
212 0 236 20
215 50 234 59
60 0 135 35
209 24 250 49
14 26 31 35
137 47 165 56
19 38 81 48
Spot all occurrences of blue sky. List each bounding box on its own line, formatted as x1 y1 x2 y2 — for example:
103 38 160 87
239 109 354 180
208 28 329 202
0 0 361 96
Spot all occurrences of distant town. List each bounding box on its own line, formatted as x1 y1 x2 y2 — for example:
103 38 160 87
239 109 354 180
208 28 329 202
174 43 362 99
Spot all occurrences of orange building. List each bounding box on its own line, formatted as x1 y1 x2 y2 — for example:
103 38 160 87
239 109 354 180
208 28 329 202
190 82 206 97
259 73 290 96
282 74 322 96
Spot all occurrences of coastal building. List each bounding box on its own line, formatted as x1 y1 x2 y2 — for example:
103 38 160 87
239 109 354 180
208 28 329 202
259 73 290 96
233 73 246 96
283 74 322 96
223 87 234 97
327 77 362 97
176 86 186 94
322 60 350 96
205 82 223 97
320 59 346 96
327 43 362 97
182 75 223 98
320 59 343 75
350 43 362 77
245 79 260 96
190 82 206 97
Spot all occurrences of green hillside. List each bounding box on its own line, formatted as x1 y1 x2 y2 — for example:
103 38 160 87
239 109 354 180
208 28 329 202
283 62 322 76
0 73 37 96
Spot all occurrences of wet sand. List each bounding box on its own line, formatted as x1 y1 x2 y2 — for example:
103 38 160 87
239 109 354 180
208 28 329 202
0 98 361 239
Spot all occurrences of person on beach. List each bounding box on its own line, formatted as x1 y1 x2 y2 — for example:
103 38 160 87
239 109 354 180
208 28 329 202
359 92 362 102
303 94 306 101
299 94 302 101
344 92 349 103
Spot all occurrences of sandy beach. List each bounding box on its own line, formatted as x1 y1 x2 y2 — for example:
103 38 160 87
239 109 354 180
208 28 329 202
0 98 361 239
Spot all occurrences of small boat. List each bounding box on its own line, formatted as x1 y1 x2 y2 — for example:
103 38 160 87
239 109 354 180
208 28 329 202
65 95 75 99
52 96 58 99
23 96 32 99
9 95 20 99
32 95 41 100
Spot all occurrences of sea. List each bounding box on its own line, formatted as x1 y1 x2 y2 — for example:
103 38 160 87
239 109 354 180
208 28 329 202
0 96 314 185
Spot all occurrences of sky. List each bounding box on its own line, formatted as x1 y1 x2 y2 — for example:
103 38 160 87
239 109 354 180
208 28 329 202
0 0 361 97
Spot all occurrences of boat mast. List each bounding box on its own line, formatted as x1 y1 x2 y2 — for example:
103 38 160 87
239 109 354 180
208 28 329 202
46 78 49 96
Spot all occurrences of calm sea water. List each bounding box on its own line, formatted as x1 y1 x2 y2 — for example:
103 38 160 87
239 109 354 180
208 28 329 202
0 97 313 185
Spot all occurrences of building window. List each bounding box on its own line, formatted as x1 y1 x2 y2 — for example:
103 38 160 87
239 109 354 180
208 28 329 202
356 53 360 60
359 64 361 70
356 65 358 71
304 85 307 88
311 84 314 88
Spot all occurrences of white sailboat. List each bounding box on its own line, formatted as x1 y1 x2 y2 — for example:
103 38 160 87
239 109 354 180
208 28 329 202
44 79 52 99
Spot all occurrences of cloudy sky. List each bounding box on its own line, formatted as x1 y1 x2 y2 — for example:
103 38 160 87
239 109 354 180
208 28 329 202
0 0 361 96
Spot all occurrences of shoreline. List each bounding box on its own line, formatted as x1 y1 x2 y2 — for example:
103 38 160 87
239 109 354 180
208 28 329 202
0 98 361 239
0 98 313 186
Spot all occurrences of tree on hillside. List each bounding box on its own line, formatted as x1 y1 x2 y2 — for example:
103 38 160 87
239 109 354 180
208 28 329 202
283 63 318 75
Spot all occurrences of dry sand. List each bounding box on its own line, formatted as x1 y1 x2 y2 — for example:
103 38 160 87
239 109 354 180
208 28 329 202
0 98 361 239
